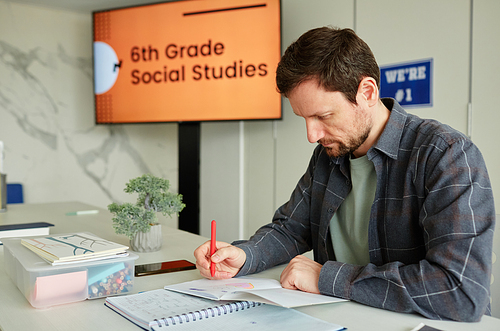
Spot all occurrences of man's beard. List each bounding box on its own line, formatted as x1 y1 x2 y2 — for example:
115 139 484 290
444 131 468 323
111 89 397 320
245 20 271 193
321 126 371 158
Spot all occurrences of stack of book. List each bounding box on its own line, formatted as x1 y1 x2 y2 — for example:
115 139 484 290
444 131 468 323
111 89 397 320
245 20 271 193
0 222 54 244
21 232 129 265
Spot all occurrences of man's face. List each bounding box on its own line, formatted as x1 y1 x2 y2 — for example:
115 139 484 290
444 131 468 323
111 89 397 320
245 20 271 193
288 79 373 158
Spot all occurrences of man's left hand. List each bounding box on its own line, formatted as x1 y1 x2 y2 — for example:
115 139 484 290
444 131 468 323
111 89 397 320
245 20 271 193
280 255 322 294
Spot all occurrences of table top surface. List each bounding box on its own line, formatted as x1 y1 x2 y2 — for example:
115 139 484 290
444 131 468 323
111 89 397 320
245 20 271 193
1 202 499 331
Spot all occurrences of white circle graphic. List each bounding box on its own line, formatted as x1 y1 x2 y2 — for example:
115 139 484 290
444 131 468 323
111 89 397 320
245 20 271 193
94 41 120 95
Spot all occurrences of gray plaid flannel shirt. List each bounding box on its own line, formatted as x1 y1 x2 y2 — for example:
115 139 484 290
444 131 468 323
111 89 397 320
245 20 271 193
234 98 495 322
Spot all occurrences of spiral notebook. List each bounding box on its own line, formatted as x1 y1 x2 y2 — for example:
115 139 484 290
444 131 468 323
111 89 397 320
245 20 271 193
105 289 345 331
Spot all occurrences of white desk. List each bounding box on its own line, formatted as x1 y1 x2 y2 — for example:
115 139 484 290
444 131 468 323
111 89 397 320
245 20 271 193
1 202 499 331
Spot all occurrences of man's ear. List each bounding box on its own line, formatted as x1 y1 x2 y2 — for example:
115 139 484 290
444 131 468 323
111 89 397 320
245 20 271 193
357 77 379 107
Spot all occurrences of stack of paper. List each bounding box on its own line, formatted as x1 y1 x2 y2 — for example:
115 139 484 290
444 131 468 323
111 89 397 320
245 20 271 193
21 232 128 265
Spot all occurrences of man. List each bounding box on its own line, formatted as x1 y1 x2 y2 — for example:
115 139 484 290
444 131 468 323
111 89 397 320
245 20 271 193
194 27 495 322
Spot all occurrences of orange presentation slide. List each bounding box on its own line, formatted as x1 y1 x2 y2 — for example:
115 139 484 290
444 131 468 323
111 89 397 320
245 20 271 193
93 0 281 123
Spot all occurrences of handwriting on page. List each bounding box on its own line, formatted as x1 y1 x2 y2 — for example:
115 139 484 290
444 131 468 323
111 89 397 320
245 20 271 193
115 290 226 321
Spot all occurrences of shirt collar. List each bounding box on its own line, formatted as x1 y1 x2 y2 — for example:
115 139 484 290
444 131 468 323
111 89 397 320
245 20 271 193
368 98 407 160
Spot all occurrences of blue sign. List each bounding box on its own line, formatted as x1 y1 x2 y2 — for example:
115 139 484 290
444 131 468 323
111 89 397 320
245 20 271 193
380 59 433 107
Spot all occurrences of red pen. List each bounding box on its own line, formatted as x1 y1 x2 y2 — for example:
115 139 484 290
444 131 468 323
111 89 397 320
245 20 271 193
210 220 217 277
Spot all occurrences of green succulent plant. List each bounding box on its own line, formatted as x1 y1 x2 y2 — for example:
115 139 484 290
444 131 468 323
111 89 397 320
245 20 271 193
108 174 185 239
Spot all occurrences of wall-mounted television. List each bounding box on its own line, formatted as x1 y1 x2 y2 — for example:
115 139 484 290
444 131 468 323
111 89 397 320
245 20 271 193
93 0 282 124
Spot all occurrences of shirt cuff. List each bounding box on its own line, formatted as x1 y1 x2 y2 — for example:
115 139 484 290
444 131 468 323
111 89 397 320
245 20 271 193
319 260 362 300
231 240 255 277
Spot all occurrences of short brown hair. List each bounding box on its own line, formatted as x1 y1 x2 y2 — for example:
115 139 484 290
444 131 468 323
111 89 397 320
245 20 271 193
276 27 380 104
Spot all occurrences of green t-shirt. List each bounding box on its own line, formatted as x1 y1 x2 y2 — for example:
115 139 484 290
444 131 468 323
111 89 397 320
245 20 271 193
329 155 377 265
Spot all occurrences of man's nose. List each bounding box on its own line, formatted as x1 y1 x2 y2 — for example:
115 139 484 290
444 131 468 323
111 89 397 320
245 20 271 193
305 119 324 144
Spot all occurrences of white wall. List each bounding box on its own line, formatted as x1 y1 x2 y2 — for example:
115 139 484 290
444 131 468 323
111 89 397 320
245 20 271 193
357 0 471 134
0 1 180 228
472 0 500 222
471 0 500 319
200 122 241 240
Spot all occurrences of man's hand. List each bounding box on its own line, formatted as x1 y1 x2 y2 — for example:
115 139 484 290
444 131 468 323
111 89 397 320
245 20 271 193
194 241 246 279
280 255 322 294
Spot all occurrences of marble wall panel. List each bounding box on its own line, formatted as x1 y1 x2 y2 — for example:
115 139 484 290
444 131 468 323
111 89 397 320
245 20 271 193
0 1 179 227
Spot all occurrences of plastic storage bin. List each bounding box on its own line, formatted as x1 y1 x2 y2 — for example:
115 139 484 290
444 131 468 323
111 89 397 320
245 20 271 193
2 237 138 308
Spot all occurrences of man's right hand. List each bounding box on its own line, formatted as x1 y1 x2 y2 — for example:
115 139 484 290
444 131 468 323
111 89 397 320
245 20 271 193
193 241 246 279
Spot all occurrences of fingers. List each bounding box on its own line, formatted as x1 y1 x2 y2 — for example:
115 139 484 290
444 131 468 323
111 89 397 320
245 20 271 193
280 277 298 290
194 240 212 270
211 244 244 265
193 241 246 280
280 255 322 294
